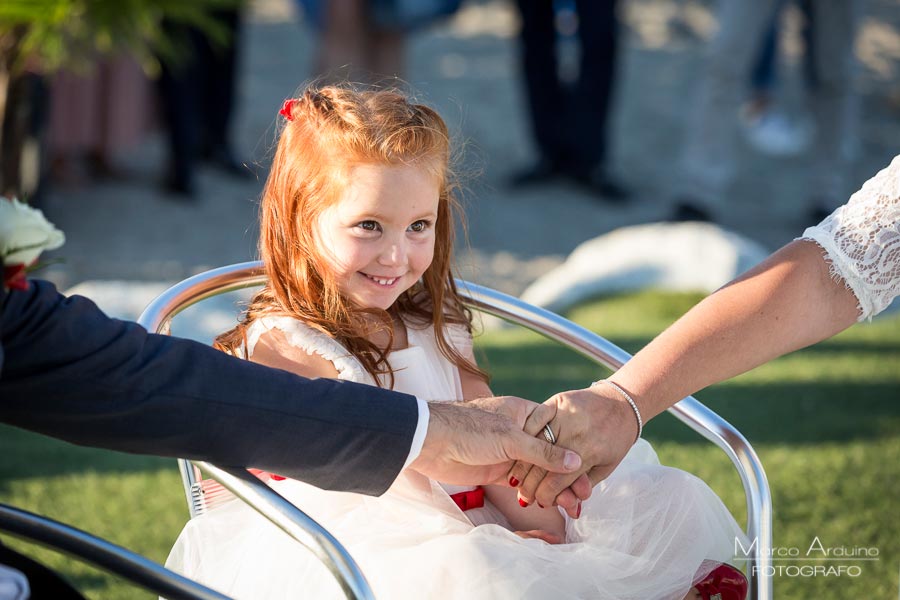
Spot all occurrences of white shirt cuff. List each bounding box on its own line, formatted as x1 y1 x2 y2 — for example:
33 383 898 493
402 397 430 470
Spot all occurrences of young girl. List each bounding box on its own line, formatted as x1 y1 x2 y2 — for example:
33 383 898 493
166 84 748 600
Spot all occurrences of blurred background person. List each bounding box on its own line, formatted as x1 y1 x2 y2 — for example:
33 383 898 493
672 0 860 224
509 0 629 202
741 0 815 158
157 5 250 197
46 57 152 188
0 60 43 201
301 0 405 82
298 0 463 83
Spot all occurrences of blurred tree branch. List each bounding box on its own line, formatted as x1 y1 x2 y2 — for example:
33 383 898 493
0 0 240 74
0 0 241 196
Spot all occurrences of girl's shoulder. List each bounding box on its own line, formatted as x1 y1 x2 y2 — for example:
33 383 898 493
244 316 369 382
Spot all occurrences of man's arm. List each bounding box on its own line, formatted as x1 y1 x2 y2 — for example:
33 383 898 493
1 280 581 496
0 280 418 495
514 240 861 508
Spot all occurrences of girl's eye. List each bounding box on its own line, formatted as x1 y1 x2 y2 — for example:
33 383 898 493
357 220 380 232
408 220 431 233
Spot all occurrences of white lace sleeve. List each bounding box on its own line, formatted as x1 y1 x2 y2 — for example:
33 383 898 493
242 316 372 383
798 154 900 321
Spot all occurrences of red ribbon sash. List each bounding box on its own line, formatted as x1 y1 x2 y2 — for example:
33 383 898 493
449 486 484 511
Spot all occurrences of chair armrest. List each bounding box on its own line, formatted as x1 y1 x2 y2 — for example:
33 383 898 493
192 463 375 600
0 503 231 600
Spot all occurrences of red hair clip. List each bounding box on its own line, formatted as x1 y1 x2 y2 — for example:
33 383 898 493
279 98 298 121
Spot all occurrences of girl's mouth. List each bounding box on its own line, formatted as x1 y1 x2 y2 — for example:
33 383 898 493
362 273 400 287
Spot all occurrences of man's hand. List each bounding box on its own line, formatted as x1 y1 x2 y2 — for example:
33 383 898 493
464 395 535 430
409 399 582 486
507 385 638 514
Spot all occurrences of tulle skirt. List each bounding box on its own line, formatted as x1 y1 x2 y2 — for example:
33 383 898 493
166 440 747 600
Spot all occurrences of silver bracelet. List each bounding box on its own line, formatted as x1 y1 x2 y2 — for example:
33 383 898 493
591 379 643 443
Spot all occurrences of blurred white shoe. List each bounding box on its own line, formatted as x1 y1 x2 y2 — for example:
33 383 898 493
742 109 814 157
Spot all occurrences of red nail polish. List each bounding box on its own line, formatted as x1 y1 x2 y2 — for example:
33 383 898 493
538 502 545 509
518 498 529 508
576 502 582 518
509 476 519 487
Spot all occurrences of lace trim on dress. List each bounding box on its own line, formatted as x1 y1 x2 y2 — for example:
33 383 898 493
797 154 900 321
242 316 372 383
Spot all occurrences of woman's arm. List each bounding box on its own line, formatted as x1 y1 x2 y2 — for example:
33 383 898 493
515 239 861 508
516 154 900 509
617 239 859 421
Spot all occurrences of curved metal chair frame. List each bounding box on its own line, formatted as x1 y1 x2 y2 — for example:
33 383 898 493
138 261 774 600
0 503 231 600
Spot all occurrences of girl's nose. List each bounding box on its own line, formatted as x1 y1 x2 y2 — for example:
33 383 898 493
379 240 407 266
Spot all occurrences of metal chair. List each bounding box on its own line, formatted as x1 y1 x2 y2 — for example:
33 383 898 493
0 503 232 599
138 261 774 600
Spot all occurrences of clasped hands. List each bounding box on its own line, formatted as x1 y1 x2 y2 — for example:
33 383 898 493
410 385 640 519
483 385 640 518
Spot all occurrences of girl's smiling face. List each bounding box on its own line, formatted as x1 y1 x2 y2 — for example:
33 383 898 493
315 163 440 310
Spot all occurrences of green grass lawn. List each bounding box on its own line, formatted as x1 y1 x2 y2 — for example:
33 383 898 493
1 291 898 598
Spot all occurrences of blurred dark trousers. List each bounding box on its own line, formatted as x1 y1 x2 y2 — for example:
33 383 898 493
157 9 241 183
515 0 619 173
750 0 816 94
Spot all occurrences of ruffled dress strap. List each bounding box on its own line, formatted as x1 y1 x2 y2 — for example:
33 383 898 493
242 315 374 385
798 154 900 320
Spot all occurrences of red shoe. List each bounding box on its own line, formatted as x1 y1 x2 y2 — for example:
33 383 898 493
694 564 748 600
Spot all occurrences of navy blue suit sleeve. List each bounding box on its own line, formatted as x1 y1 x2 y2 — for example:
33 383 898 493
0 280 418 495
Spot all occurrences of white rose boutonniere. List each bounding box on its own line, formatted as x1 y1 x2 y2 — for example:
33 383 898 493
1 197 66 291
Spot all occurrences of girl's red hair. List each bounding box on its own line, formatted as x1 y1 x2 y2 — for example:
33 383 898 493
216 84 487 387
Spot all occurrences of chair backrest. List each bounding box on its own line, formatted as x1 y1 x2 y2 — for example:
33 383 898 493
139 261 774 600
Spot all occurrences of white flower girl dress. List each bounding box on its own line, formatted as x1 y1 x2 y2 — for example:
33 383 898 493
166 316 747 600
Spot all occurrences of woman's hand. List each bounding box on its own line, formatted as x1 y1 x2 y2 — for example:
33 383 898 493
507 385 639 515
